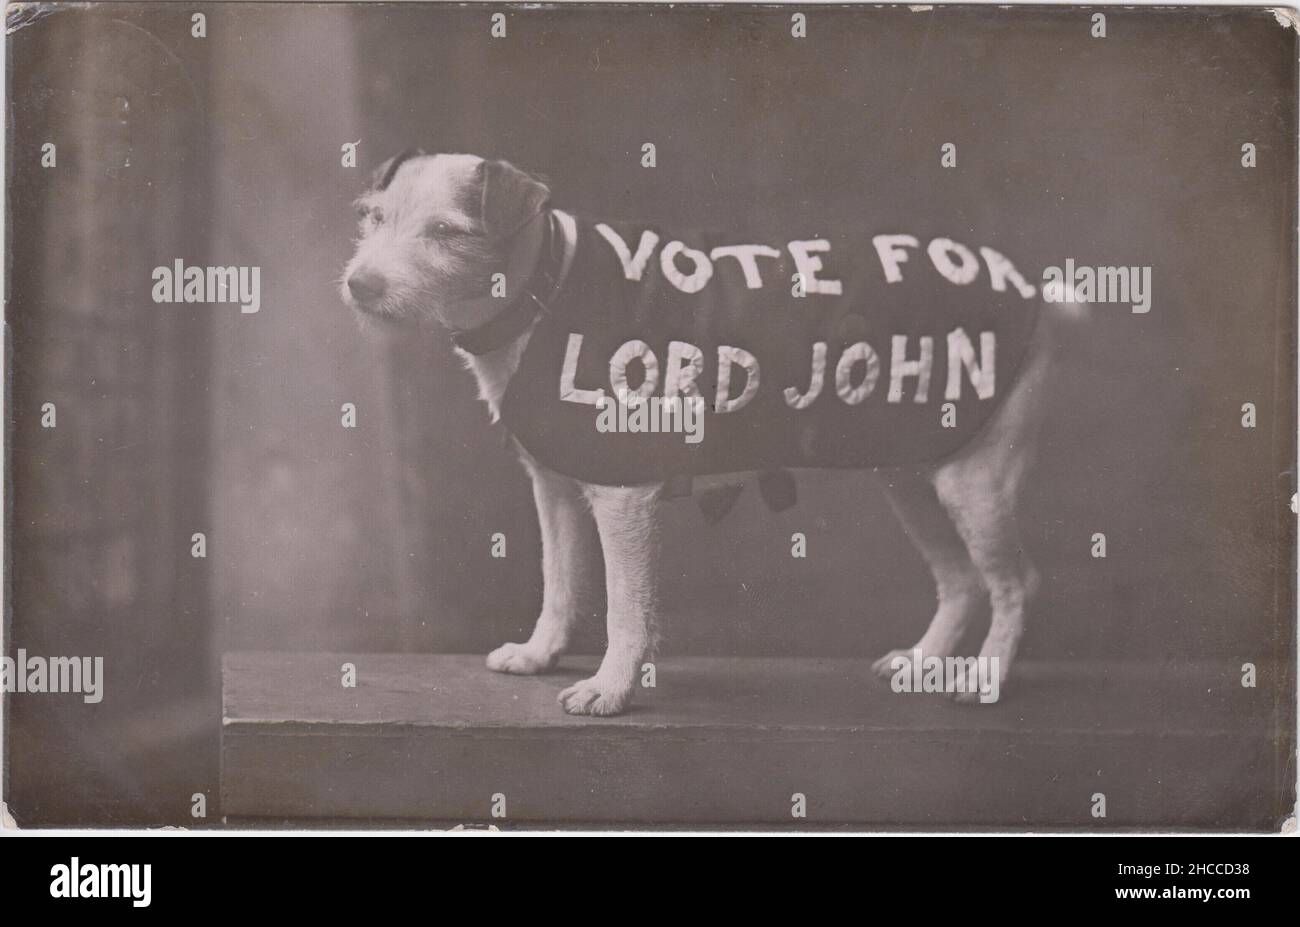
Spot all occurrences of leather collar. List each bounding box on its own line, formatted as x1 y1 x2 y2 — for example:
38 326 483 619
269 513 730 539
450 210 566 356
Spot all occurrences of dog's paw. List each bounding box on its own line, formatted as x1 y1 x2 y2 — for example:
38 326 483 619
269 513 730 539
947 662 1005 705
949 680 1000 705
558 676 633 716
486 642 556 675
871 649 917 681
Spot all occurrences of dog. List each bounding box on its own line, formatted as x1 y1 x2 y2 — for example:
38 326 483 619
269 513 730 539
340 150 1085 716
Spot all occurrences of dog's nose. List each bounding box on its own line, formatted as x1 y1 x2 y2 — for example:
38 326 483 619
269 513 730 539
347 269 387 303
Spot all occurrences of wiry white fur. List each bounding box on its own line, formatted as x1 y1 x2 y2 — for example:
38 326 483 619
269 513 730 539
457 336 530 423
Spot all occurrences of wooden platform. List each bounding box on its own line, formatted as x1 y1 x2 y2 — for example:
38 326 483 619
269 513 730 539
220 653 1290 829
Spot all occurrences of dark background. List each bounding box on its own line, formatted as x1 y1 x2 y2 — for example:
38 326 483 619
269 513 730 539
4 4 1295 825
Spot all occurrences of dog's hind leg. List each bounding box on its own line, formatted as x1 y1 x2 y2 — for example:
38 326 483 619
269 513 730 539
929 347 1052 703
871 470 987 680
932 456 1039 704
558 483 662 716
487 462 601 675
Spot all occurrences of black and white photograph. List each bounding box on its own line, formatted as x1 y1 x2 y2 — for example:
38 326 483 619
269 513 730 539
2 0 1297 854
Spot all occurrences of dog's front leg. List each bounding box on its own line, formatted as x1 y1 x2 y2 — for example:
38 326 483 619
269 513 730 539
487 462 600 675
558 483 662 716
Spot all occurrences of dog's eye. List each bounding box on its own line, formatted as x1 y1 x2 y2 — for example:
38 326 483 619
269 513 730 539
424 221 456 239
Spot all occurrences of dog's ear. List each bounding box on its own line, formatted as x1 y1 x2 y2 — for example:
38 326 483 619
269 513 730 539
370 148 425 191
478 159 550 239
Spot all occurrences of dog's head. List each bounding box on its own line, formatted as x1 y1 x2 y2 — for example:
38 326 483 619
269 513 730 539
340 151 550 329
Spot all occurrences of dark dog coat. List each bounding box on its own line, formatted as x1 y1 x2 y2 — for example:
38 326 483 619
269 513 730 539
500 216 1041 488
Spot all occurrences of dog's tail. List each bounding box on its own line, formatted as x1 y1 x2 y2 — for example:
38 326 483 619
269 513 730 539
1040 277 1093 325
1036 276 1093 357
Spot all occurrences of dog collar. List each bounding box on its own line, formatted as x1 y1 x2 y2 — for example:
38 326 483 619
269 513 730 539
449 210 565 356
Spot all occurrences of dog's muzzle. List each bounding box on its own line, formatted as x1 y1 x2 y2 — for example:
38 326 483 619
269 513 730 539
347 269 387 304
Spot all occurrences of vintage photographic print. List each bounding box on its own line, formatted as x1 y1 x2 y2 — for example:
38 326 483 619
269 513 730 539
2 1 1297 836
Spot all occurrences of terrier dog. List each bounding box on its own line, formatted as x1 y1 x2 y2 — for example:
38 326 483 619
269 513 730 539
341 150 1084 716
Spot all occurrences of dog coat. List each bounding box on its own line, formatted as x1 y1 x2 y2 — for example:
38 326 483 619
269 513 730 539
500 217 1041 487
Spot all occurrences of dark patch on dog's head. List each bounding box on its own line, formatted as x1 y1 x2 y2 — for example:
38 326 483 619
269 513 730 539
476 159 551 240
371 147 426 192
